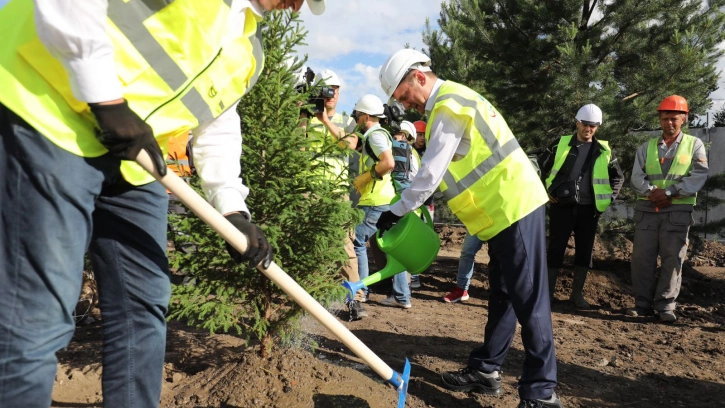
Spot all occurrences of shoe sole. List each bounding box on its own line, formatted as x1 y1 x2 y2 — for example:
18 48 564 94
380 301 411 309
440 379 501 395
444 295 470 303
625 309 654 317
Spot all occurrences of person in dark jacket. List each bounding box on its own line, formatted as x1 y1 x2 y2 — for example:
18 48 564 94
539 104 624 309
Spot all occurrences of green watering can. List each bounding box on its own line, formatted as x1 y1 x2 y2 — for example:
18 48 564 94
342 205 441 300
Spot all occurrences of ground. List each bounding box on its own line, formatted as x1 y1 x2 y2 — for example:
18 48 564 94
52 226 725 408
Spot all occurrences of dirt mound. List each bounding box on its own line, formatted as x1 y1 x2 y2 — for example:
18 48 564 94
52 226 725 408
434 224 467 252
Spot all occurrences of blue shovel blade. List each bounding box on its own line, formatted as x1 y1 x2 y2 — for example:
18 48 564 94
389 358 411 408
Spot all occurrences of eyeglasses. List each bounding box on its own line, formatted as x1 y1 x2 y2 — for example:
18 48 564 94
351 111 366 121
578 121 599 128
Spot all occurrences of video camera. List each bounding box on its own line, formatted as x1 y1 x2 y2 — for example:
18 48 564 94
295 67 336 115
381 102 405 133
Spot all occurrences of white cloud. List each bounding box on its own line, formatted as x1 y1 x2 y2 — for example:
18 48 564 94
297 0 444 112
298 0 442 61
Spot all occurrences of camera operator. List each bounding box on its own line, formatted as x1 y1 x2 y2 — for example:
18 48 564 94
298 69 365 319
304 70 356 152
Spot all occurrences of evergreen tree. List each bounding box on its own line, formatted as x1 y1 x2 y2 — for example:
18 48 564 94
713 104 725 127
423 0 725 175
167 10 359 354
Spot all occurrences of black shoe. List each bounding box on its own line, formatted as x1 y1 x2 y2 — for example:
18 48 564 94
348 301 367 321
518 393 563 408
440 367 501 394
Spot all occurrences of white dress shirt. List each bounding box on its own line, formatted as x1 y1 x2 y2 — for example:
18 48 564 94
390 79 470 216
32 0 261 216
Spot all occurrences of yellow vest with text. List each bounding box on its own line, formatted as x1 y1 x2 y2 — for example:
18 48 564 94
637 135 697 205
428 81 548 241
544 135 614 212
359 126 396 207
307 113 350 186
0 0 263 185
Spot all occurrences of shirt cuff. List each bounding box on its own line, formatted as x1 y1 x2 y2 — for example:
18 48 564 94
213 189 250 218
667 186 679 196
390 201 405 216
66 58 124 103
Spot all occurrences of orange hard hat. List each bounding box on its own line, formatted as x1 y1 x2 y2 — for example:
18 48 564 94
413 120 427 133
657 95 689 113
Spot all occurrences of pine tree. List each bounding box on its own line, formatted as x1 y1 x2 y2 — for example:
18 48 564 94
713 104 725 127
167 10 359 354
423 0 725 175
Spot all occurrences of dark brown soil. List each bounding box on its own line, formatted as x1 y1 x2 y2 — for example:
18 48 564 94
52 228 725 408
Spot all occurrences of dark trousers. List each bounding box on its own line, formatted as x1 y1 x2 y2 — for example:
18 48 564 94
468 205 557 400
547 204 600 269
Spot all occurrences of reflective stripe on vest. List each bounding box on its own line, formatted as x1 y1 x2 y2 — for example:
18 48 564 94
166 131 192 177
428 81 548 240
544 135 614 212
0 0 263 186
637 135 697 205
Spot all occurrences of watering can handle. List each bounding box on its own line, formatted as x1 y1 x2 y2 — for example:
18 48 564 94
419 203 434 229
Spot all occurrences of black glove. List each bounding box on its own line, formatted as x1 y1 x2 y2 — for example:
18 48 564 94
225 212 273 269
90 100 167 177
376 210 403 234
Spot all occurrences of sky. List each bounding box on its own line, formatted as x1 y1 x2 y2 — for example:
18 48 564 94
296 0 725 118
1 0 723 117
295 0 444 114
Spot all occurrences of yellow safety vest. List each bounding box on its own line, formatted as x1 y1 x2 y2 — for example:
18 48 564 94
638 134 697 205
427 81 548 241
359 125 396 207
0 0 263 185
544 135 614 212
307 113 350 185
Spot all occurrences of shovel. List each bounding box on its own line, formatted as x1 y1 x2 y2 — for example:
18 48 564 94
135 150 411 408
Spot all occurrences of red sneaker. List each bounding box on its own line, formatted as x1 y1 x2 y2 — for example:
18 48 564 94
444 287 469 303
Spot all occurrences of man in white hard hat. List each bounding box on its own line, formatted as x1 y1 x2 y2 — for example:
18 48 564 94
0 0 326 406
539 104 624 309
350 94 413 309
376 49 561 408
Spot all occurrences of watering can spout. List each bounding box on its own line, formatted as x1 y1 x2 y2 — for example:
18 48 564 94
362 256 406 287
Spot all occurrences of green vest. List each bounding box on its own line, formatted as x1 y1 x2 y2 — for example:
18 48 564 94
359 125 396 207
428 81 548 241
307 113 350 184
638 134 697 205
0 0 263 185
544 135 614 212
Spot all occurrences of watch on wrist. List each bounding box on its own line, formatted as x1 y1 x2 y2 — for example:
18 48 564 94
665 189 672 197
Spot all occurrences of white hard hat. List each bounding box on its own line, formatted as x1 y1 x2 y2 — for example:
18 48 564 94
379 49 432 98
353 94 385 118
575 104 603 125
307 0 326 15
314 69 341 87
399 121 417 141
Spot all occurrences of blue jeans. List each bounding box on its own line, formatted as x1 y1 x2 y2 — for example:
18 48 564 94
0 105 171 407
354 205 410 303
456 232 485 290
